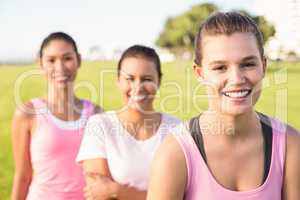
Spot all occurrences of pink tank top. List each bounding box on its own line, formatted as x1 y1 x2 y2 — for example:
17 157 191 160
173 116 286 200
26 98 95 200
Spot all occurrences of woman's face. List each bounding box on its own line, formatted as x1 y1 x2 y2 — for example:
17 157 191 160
194 32 266 116
118 57 160 112
40 39 80 88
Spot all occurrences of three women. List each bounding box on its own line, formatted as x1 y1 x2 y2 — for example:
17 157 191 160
11 11 300 200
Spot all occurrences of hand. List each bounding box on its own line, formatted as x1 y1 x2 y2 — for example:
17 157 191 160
84 172 118 200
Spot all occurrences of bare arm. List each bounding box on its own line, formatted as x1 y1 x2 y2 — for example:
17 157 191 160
147 134 187 200
82 158 146 200
11 103 34 200
282 126 300 200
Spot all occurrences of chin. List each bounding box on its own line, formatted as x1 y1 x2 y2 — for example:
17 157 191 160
220 104 253 116
56 83 71 89
127 101 153 113
217 94 257 116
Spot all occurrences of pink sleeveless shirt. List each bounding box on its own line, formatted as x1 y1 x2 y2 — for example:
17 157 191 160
26 98 95 200
173 116 286 200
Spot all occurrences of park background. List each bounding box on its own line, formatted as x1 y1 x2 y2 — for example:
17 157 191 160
1 0 300 199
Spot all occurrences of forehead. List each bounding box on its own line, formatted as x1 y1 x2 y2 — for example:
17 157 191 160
120 57 158 76
42 39 75 56
201 33 261 64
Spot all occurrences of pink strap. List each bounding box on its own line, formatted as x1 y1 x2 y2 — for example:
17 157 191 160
30 98 48 116
30 98 45 110
31 98 96 123
271 117 287 175
82 100 95 117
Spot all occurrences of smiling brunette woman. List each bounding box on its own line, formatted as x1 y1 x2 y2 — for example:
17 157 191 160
76 45 180 200
11 32 101 200
147 12 300 200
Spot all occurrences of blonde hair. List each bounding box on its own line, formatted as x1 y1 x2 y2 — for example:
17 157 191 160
194 11 264 65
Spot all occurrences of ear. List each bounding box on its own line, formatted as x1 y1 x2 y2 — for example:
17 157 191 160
157 79 161 89
77 53 82 67
116 75 121 89
193 62 203 80
37 57 43 69
262 56 267 77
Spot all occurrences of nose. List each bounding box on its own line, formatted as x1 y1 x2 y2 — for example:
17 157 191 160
54 59 65 72
131 79 144 93
228 67 245 85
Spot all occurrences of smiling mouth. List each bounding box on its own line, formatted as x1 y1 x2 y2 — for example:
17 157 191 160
222 89 252 98
53 75 69 81
56 76 68 80
130 95 147 101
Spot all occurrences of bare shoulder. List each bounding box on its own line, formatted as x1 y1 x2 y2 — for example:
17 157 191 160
13 101 35 122
286 125 300 153
148 134 187 200
157 134 185 162
12 100 37 136
152 133 187 183
285 124 300 174
283 125 300 198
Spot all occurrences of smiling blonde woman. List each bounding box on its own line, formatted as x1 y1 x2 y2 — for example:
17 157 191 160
147 12 300 200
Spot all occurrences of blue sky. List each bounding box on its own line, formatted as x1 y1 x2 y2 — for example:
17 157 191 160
0 0 299 61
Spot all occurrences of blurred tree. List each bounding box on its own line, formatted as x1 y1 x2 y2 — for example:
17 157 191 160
287 51 297 57
156 3 276 57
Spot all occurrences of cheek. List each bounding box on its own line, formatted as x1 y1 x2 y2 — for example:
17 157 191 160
206 87 221 103
144 82 159 94
248 70 264 89
202 69 224 87
43 67 53 78
251 76 263 102
204 75 225 95
67 61 79 72
118 81 131 93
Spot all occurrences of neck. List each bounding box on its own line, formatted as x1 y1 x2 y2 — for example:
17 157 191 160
118 106 157 124
117 107 161 140
47 85 80 114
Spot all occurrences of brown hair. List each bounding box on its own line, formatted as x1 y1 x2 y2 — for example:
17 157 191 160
194 11 264 65
118 45 162 83
39 32 80 59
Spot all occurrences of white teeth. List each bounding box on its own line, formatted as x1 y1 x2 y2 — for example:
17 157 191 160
56 76 68 81
131 95 146 101
224 90 250 98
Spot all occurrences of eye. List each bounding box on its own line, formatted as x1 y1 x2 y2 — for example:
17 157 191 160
142 78 153 82
64 56 73 61
213 65 226 71
241 62 256 68
125 77 134 81
47 59 55 63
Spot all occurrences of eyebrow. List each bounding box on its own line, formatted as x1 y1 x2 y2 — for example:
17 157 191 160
208 55 259 66
44 52 75 58
142 75 154 78
208 60 227 66
121 73 154 78
240 56 259 61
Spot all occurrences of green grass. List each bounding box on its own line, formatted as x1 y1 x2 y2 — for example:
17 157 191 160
1 61 299 199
